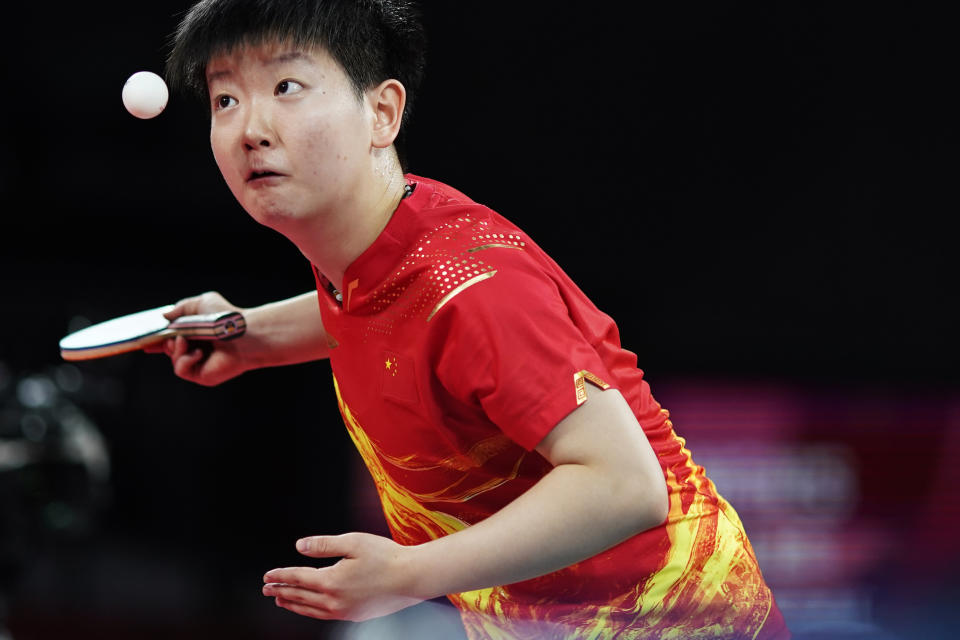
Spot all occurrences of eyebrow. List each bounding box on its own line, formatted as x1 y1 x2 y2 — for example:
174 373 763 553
207 51 314 85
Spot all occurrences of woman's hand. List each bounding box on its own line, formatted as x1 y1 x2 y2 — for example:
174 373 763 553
151 291 251 386
150 290 331 386
262 533 423 622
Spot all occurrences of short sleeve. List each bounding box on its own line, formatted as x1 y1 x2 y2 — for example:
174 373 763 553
428 250 617 451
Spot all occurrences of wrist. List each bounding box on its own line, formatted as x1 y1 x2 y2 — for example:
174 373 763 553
236 304 281 369
397 541 447 601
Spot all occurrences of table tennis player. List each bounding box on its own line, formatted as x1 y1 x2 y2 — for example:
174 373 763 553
157 1 790 638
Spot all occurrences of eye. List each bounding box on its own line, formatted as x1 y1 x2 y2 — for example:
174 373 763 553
213 94 237 111
275 80 304 96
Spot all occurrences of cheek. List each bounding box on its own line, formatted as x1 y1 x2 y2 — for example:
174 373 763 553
300 109 370 170
210 128 227 167
210 131 241 188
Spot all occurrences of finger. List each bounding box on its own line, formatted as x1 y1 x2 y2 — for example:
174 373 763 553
274 596 336 620
142 339 168 354
296 533 357 559
170 334 189 360
262 582 336 608
163 300 192 321
164 292 213 320
172 338 205 379
263 567 327 588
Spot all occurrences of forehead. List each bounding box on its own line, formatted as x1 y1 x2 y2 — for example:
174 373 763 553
205 40 337 85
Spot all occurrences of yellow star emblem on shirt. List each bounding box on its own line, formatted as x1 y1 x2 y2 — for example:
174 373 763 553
385 356 399 376
381 350 417 404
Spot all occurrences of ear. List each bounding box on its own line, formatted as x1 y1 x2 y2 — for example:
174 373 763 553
368 79 406 149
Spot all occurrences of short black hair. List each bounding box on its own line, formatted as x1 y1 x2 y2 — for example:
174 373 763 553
166 0 427 130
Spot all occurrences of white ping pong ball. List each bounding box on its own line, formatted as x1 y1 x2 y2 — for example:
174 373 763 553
122 71 169 119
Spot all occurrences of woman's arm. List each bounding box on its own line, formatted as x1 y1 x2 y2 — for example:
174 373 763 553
262 384 668 621
161 290 330 386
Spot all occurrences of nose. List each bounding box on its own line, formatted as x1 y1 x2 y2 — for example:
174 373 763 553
242 97 274 150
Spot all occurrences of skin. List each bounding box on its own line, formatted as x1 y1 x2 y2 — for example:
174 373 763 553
206 40 408 291
160 40 669 623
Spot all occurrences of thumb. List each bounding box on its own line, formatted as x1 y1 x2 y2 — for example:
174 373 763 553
296 533 356 559
163 300 191 322
163 292 216 321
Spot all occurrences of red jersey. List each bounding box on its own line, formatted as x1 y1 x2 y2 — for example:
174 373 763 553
313 176 788 639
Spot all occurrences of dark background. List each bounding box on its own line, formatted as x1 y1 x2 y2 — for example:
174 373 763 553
1 2 956 639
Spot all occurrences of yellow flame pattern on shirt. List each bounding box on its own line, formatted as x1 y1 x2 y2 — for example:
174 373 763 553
335 376 469 542
335 380 774 639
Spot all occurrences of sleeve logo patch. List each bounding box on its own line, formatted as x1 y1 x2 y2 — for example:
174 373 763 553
573 370 611 405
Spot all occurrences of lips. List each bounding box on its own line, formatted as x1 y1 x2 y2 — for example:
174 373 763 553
246 168 286 182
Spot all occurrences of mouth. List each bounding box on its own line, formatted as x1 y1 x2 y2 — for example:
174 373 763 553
246 169 286 183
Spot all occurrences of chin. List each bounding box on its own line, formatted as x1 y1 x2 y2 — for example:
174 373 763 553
251 207 303 233
250 208 316 240
242 195 299 228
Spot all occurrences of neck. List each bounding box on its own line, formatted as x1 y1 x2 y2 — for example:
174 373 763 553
291 157 407 291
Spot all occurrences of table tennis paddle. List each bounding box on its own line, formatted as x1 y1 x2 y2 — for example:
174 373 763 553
59 304 246 361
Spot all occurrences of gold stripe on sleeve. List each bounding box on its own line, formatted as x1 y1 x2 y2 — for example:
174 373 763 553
467 243 524 253
426 271 498 322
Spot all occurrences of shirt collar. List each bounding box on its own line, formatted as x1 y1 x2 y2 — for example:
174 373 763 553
337 176 434 311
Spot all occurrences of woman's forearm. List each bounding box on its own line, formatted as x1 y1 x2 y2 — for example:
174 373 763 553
243 291 331 368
